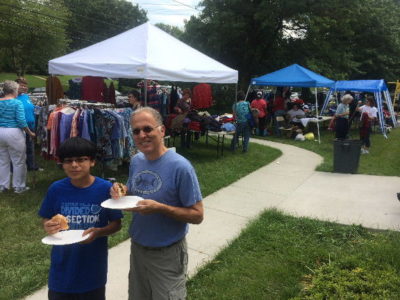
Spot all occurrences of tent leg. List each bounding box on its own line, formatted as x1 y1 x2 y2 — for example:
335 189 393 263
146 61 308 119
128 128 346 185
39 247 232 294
315 88 321 144
144 79 148 106
244 84 251 102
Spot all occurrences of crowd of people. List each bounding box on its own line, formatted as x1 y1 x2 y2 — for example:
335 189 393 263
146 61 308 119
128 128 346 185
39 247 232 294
333 92 381 154
2 77 396 299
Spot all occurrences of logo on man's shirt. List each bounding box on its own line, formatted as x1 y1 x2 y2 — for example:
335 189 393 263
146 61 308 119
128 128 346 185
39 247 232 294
131 170 162 195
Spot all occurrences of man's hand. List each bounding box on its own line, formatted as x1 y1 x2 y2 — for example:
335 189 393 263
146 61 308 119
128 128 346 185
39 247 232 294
43 219 61 235
110 182 127 199
124 199 161 214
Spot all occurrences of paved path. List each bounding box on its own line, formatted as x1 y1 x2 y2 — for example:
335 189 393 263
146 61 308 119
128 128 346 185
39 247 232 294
25 139 400 299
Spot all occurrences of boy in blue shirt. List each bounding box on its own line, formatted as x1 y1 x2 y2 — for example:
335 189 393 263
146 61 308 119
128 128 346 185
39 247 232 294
39 137 122 300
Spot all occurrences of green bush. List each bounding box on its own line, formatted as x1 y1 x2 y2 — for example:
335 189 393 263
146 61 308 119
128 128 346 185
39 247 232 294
294 262 400 299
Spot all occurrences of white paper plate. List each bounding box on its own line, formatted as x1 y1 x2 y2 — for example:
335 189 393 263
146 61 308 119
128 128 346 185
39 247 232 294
42 230 90 246
101 196 143 209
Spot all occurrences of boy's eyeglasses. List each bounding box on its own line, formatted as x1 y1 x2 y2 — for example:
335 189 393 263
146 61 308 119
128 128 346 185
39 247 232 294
62 157 90 164
132 125 161 135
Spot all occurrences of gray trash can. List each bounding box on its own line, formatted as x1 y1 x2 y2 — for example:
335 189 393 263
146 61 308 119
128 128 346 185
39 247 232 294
333 140 362 174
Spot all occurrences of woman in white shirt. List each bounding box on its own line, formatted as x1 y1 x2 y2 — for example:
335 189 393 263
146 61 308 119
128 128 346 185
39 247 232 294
357 96 377 154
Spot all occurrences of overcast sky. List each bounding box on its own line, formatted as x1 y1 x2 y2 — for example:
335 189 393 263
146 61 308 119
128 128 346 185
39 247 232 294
130 0 202 28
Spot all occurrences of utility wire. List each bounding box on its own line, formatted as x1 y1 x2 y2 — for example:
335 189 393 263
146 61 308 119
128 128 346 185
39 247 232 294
24 0 136 31
0 3 113 42
0 18 96 43
172 0 200 11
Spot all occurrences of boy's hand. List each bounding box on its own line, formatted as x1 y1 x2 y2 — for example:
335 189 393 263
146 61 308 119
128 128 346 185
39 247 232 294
80 227 98 244
43 219 61 235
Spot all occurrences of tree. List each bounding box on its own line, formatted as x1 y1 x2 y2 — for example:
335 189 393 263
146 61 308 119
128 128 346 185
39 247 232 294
183 0 400 88
0 0 70 76
63 0 148 51
155 23 184 40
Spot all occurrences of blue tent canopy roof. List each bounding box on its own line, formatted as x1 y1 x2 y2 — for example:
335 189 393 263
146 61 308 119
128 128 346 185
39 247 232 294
332 80 388 92
251 64 334 88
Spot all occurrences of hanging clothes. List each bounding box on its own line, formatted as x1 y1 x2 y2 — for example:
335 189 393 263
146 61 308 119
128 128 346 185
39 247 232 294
46 76 64 104
192 83 213 109
68 78 82 99
81 76 105 102
169 86 179 112
102 82 109 103
109 82 116 105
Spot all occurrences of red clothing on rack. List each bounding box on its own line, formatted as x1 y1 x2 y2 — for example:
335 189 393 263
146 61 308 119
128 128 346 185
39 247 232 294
81 76 105 102
192 83 212 109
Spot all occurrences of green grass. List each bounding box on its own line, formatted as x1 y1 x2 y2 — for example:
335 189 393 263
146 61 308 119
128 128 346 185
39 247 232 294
261 125 400 176
0 137 280 300
187 209 400 299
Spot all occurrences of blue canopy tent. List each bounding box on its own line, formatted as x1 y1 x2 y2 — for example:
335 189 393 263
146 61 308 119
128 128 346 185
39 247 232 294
248 64 335 143
321 80 397 138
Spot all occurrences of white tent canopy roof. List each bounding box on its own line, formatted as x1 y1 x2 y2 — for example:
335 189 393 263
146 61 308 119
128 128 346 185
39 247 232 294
49 22 238 84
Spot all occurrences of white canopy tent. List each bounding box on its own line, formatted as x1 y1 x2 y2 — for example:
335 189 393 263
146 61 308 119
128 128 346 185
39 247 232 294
48 22 238 84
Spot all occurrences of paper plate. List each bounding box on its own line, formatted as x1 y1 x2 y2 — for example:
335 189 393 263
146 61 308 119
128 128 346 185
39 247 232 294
42 230 90 246
101 196 143 209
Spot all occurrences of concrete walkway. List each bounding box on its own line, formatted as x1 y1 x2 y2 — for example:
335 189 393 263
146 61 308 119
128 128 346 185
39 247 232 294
25 139 400 300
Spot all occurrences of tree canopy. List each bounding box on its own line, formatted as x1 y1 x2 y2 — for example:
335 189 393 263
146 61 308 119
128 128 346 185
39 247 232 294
0 0 148 75
63 0 148 51
183 0 400 87
0 0 70 76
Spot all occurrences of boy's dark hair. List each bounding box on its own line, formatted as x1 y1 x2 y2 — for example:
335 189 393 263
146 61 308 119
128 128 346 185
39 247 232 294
59 137 97 162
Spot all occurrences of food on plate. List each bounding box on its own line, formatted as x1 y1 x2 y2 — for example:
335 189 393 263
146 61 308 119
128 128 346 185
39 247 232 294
116 182 126 198
51 214 69 230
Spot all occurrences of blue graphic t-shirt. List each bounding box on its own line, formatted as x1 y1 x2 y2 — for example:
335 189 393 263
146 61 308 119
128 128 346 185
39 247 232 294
38 177 123 293
128 150 202 247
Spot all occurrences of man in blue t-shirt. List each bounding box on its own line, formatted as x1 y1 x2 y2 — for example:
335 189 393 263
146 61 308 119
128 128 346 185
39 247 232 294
39 137 123 300
15 78 41 171
111 107 204 300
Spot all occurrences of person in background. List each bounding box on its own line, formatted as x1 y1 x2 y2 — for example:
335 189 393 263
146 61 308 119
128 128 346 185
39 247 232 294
15 78 42 171
0 80 35 193
286 104 305 128
272 90 286 136
127 90 142 110
175 88 192 114
231 91 251 153
358 96 377 154
383 103 394 127
111 107 203 300
251 90 268 136
334 94 354 140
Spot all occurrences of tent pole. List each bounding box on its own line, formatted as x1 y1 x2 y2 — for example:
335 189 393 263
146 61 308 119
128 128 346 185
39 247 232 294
235 84 238 105
144 79 148 106
315 87 321 144
244 84 251 102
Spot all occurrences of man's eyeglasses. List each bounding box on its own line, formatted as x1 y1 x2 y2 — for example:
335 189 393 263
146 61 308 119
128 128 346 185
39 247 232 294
132 125 161 135
62 157 91 164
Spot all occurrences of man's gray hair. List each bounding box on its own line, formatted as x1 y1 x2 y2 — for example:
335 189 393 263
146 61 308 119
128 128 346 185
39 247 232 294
131 106 163 126
3 80 19 95
341 94 353 104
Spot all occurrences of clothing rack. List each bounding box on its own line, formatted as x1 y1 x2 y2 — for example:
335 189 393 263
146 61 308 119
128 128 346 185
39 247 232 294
59 99 114 109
